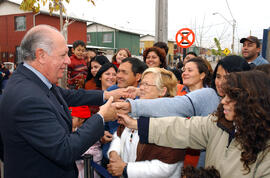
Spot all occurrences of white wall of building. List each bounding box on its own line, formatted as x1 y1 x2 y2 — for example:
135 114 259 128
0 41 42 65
0 1 28 16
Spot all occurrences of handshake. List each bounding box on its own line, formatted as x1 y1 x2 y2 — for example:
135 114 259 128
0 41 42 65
97 87 138 129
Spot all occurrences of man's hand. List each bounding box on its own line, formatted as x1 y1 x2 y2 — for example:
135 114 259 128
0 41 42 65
107 153 127 177
117 113 138 130
104 88 129 101
114 101 131 115
98 97 116 122
100 131 113 144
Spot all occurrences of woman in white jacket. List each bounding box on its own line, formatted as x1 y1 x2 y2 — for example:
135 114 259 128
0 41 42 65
107 68 184 178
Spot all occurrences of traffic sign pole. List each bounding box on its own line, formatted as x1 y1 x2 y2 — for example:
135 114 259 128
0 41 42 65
175 28 195 60
183 48 187 59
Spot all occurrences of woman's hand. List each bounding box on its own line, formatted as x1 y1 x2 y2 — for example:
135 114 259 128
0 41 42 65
117 113 138 130
107 152 127 177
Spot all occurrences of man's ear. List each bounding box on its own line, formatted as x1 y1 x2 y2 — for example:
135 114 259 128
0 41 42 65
256 47 261 54
35 48 46 64
135 73 142 82
72 48 75 54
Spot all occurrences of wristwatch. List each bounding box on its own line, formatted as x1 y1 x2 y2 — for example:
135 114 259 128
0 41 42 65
123 163 128 178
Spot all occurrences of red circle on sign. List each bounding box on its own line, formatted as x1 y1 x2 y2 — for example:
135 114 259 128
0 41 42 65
175 28 195 48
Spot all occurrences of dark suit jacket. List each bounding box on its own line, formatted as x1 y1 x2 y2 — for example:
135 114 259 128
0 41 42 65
0 64 105 178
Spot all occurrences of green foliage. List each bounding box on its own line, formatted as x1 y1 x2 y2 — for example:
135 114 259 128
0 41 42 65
20 0 95 14
212 37 225 57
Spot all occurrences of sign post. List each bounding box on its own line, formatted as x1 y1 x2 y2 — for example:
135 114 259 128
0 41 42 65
175 28 195 60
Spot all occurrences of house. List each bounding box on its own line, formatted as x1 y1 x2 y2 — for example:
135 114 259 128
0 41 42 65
0 0 88 63
87 22 140 56
140 34 175 65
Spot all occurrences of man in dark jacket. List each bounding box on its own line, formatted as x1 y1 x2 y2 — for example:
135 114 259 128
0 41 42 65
0 25 123 178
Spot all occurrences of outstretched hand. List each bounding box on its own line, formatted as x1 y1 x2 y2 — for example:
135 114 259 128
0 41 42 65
98 96 116 122
117 113 138 130
123 86 140 99
104 88 129 101
113 101 131 115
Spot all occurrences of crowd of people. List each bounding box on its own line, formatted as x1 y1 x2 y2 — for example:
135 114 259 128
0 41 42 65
0 24 270 178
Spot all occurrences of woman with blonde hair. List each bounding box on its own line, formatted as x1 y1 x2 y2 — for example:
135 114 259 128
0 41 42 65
107 68 184 178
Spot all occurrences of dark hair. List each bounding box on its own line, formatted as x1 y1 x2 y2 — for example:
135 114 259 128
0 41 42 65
255 64 270 77
187 51 198 57
86 49 97 53
215 71 270 174
112 48 131 63
169 68 182 84
211 55 250 92
121 57 148 76
202 58 213 74
177 61 184 70
181 166 220 178
85 55 110 81
72 40 86 49
94 63 117 88
143 47 167 68
185 57 212 86
153 41 169 54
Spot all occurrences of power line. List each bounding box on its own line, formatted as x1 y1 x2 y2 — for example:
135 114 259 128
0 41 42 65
225 0 235 20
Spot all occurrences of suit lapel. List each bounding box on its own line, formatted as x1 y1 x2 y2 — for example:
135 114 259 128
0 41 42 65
17 64 72 131
50 85 72 130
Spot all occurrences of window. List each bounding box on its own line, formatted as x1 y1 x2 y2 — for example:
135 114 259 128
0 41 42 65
15 16 26 31
87 34 91 43
102 33 112 43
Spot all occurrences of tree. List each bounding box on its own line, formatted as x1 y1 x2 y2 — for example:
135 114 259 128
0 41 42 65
211 37 225 60
20 0 95 14
20 0 95 88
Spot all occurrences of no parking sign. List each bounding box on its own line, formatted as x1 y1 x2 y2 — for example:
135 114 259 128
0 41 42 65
175 28 195 48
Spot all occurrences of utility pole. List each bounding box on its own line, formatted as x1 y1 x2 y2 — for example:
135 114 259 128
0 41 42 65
155 0 168 64
232 19 236 54
155 0 168 43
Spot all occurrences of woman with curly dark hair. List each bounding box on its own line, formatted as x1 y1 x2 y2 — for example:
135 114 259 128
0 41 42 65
118 70 270 177
215 70 270 174
143 46 167 68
